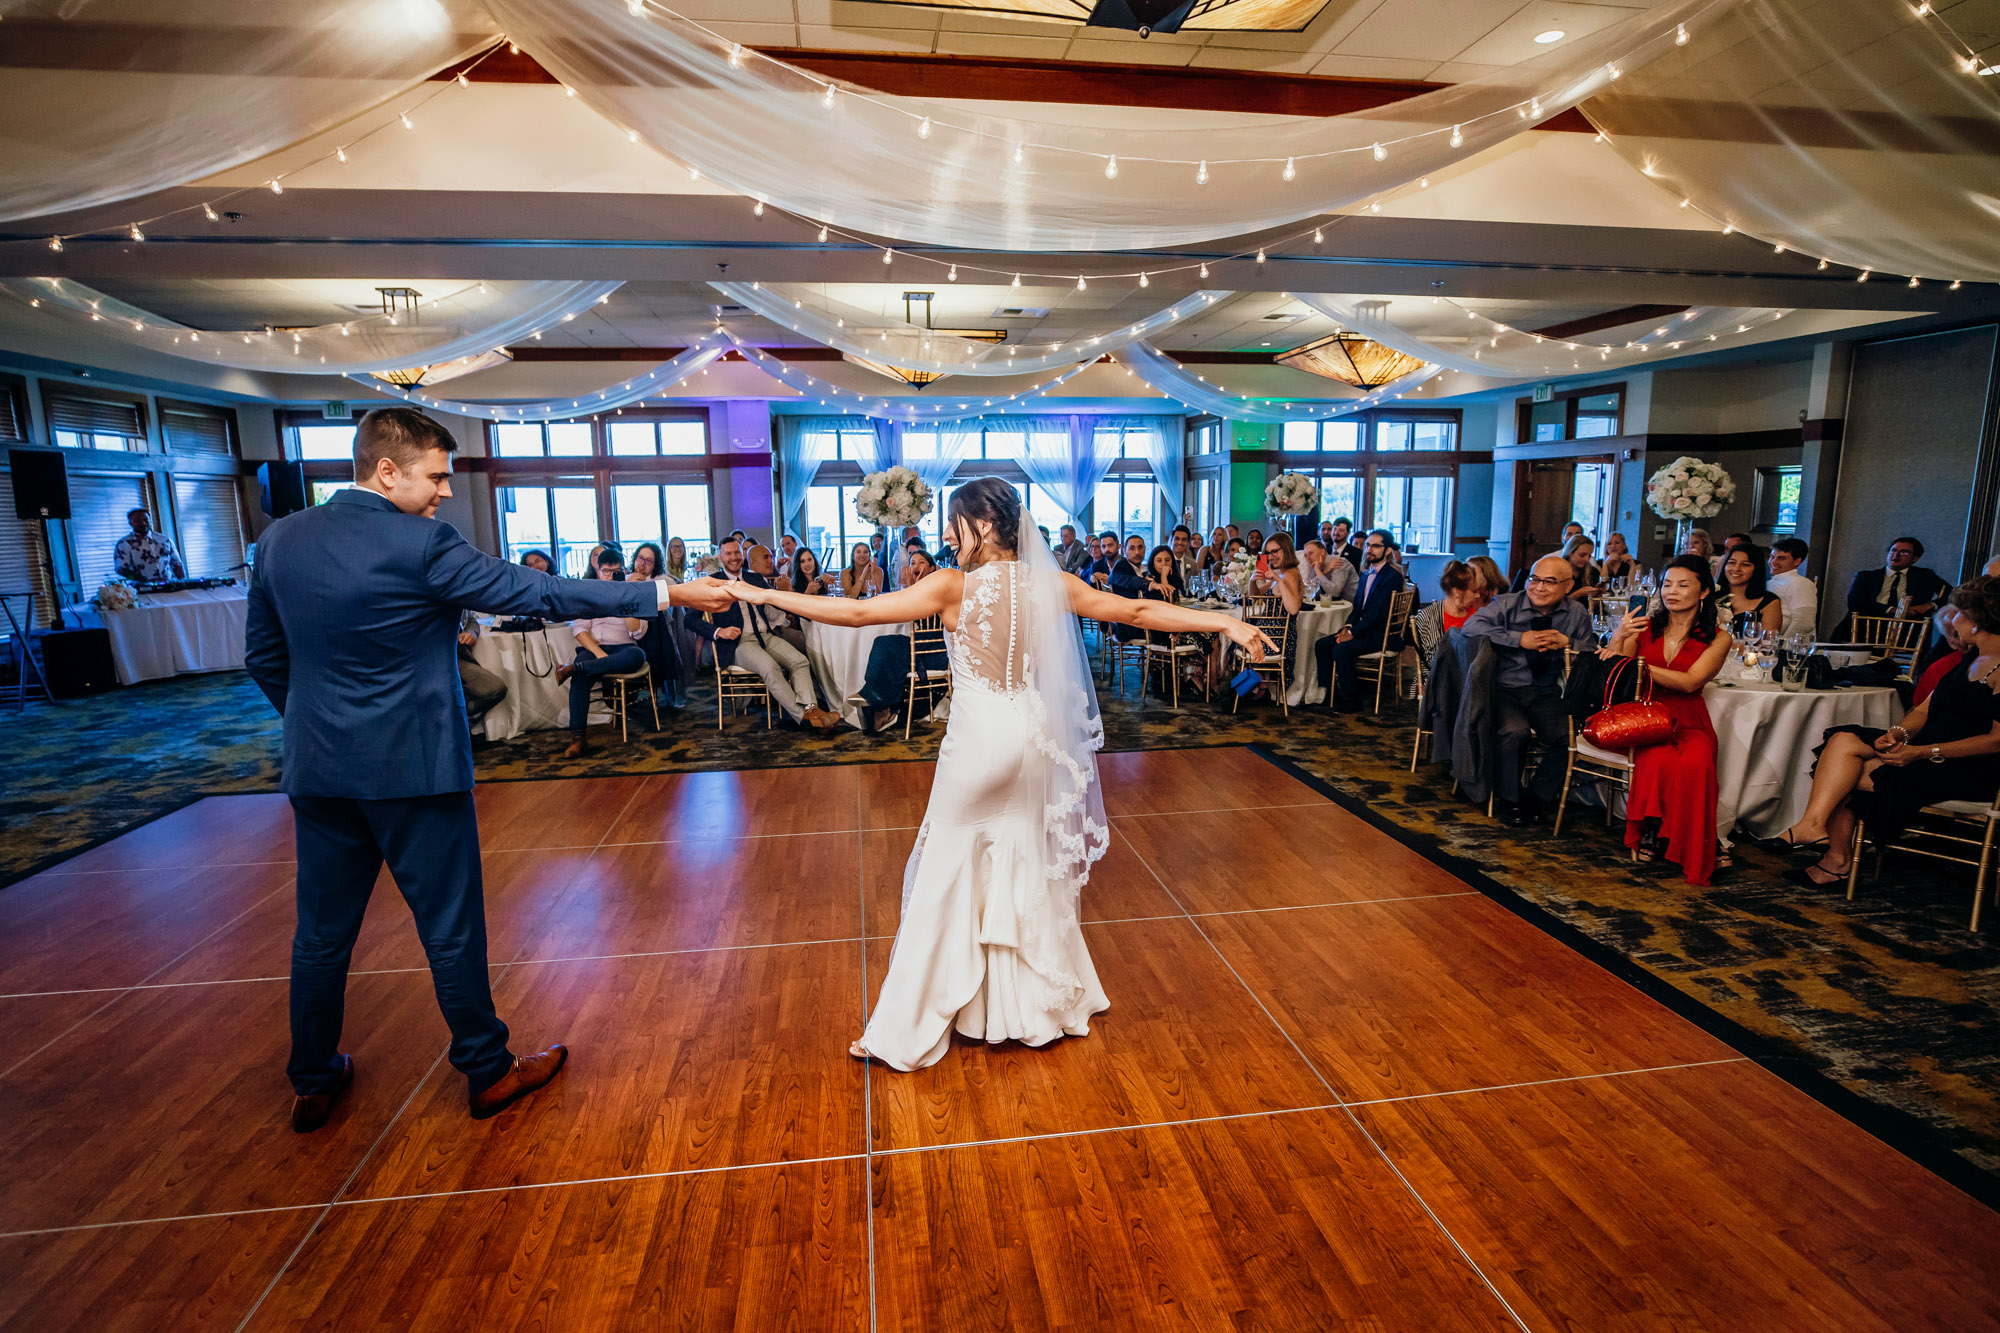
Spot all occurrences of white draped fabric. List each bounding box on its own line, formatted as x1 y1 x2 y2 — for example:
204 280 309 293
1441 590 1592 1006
725 340 1098 424
1288 293 1793 379
1124 417 1184 529
775 416 845 534
1586 0 2000 283
4 277 622 374
714 281 1226 376
489 0 1727 251
900 419 981 494
0 0 494 223
1019 416 1122 524
1113 340 1442 422
352 331 729 421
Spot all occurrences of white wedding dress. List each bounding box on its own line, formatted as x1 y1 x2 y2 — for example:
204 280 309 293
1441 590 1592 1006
861 556 1112 1071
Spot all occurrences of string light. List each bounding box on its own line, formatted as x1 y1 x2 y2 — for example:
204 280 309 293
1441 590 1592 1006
1282 157 1297 181
821 83 836 111
1254 249 1266 263
1199 263 1209 278
1676 22 1689 43
269 179 284 194
1076 274 1087 290
1011 273 1022 287
948 265 958 281
817 224 829 242
728 43 745 69
128 224 143 242
1104 154 1119 180
882 248 894 264
1450 125 1463 148
918 116 932 140
1371 142 1385 161
752 199 765 216
1196 160 1208 185
335 146 348 164
399 111 414 130
1138 272 1149 287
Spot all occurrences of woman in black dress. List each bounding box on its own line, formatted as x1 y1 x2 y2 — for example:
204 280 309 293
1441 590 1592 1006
1712 544 1782 637
1776 576 2000 884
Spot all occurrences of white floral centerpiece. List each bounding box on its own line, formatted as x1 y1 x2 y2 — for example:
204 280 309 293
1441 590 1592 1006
1220 550 1259 598
855 465 934 528
93 577 139 613
1264 470 1318 519
1646 456 1736 521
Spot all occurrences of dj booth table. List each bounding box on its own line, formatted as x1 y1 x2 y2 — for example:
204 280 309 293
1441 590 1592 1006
67 584 249 686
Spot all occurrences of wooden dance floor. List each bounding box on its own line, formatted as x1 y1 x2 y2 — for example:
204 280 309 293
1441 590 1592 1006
1 747 1994 1330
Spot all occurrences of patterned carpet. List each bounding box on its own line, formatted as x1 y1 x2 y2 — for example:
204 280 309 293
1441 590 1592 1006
6 666 1997 1198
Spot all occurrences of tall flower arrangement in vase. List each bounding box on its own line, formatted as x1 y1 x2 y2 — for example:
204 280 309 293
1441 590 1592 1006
855 465 934 529
1646 456 1736 524
1263 471 1318 519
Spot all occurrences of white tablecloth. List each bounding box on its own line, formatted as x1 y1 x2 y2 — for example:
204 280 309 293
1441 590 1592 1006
803 620 911 728
1706 680 1901 842
1191 599 1352 705
74 587 248 686
469 621 596 741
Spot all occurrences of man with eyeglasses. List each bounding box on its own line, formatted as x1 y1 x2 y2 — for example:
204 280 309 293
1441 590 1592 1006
1461 554 1595 825
1315 528 1407 712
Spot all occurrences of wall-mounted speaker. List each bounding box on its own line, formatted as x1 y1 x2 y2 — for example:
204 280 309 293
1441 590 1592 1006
8 448 70 521
259 461 308 518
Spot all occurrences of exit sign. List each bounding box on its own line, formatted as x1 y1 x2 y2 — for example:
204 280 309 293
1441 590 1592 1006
321 401 351 421
1532 384 1554 403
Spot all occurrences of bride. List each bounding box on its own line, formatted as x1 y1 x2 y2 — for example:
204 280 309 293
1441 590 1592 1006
726 478 1276 1070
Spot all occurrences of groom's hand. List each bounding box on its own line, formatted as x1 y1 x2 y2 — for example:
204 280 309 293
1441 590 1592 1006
674 577 733 613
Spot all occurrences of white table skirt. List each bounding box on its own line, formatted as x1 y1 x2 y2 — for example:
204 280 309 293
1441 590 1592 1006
470 621 621 741
1191 599 1352 705
1706 680 1902 842
803 620 911 728
76 588 249 686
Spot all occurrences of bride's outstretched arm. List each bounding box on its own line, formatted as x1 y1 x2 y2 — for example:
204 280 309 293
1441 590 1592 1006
1067 580 1278 660
729 572 957 628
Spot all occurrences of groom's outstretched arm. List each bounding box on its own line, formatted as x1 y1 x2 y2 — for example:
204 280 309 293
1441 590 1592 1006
422 523 728 619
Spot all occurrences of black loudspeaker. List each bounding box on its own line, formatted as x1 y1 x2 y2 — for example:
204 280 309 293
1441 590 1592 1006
41 628 119 697
259 461 308 518
9 448 70 520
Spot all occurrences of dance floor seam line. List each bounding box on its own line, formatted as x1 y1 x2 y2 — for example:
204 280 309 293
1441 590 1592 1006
1341 1056 1756 1108
1108 800 1329 819
856 776 880 1333
598 825 920 848
34 858 299 878
1112 819 1539 1333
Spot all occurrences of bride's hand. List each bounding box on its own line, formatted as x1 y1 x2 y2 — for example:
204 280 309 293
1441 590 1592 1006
1225 620 1278 662
728 581 773 605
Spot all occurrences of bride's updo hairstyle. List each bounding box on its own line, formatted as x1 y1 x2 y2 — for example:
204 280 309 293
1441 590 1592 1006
946 476 1021 569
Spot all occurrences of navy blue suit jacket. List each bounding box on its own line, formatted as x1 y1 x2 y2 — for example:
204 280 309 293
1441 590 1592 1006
687 571 776 669
1346 563 1408 646
246 487 657 798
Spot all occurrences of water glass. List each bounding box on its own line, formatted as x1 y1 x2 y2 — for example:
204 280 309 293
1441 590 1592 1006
1780 658 1807 692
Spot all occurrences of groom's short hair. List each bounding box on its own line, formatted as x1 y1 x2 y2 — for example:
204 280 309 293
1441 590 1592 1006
354 407 456 481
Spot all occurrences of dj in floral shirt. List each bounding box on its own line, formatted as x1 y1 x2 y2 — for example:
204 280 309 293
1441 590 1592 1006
113 508 186 582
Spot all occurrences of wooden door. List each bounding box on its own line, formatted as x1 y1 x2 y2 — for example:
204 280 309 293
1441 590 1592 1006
1511 461 1576 575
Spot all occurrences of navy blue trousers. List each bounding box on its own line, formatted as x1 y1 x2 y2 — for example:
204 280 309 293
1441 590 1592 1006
568 643 646 736
287 792 513 1095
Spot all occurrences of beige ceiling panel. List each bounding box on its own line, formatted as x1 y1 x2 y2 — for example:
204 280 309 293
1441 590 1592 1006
671 0 800 20
796 23 939 50
1186 46 1334 72
1307 51 1445 78
693 20 801 44
1448 0 1646 67
1058 36 1201 64
1335 0 1526 60
828 0 945 28
935 30 1074 56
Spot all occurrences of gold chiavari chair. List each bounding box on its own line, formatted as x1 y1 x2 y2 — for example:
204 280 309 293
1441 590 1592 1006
1846 793 2000 931
903 614 952 738
1232 595 1292 716
714 656 774 730
602 661 661 743
1849 615 1928 680
1341 587 1418 714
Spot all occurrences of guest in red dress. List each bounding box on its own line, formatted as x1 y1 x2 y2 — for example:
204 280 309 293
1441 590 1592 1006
1603 555 1735 884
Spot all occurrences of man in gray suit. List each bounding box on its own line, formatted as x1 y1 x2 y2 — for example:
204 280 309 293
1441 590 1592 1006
247 407 729 1131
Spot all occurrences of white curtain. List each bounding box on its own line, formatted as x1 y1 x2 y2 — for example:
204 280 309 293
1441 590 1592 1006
3 277 621 374
1112 340 1441 423
899 419 980 493
0 0 495 223
725 337 1097 423
715 281 1224 376
1586 0 2000 283
489 0 1727 251
1122 418 1185 532
353 331 728 421
1020 415 1121 527
776 416 845 536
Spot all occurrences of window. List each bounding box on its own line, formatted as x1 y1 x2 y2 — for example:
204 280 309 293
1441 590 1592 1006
171 476 246 578
492 422 591 457
1575 392 1621 439
607 418 706 457
47 392 146 452
1372 474 1455 555
310 481 356 506
496 483 600 577
294 424 356 461
1375 419 1455 451
1093 476 1155 539
1755 465 1802 534
162 407 236 458
1317 473 1364 533
1281 420 1362 452
1094 423 1153 460
1517 384 1624 444
805 483 875 567
0 472 54 622
0 382 25 444
1569 462 1613 540
1190 421 1222 455
73 473 153 591
611 482 713 558
1192 476 1218 534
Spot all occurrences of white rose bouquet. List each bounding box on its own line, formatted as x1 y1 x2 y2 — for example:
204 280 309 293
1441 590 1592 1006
1221 550 1259 597
1646 456 1736 520
855 465 934 529
93 577 139 613
1264 470 1318 518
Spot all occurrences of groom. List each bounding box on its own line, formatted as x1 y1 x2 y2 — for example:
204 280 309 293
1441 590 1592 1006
247 407 730 1131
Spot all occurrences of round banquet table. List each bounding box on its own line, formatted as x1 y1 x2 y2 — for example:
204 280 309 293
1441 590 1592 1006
803 619 913 728
469 621 617 741
70 586 249 686
1188 598 1351 705
1704 679 1902 842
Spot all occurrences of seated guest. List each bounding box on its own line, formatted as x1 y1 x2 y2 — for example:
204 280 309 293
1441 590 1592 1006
1459 553 1593 824
1170 525 1199 586
1915 606 1972 705
1224 537 1248 560
1408 559 1490 674
1561 536 1601 600
1468 555 1507 600
746 542 808 654
691 536 838 731
1766 537 1818 639
856 550 949 733
1053 524 1090 575
888 524 922 590
1326 517 1363 570
665 536 690 583
1846 535 1948 624
842 541 885 598
1198 526 1230 572
629 542 665 582
1246 528 1264 556
775 533 799 583
1682 527 1715 564
1603 556 1732 883
1300 539 1358 603
1252 532 1305 614
1317 519 1337 551
1713 543 1782 636
1226 523 1240 541
1086 531 1120 588
1109 535 1148 598
1598 532 1637 582
790 546 832 596
519 549 555 575
554 546 648 758
1560 521 1588 547
1316 529 1409 713
1777 576 2000 886
626 541 682 711
114 507 186 582
1721 532 1754 558
456 611 508 732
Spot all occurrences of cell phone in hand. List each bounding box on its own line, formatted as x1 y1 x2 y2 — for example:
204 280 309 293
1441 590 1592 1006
1628 594 1649 617
1529 614 1553 633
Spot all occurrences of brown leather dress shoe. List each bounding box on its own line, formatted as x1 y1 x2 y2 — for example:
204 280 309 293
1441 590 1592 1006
291 1053 354 1134
562 739 590 759
555 664 574 686
803 707 840 730
468 1044 569 1120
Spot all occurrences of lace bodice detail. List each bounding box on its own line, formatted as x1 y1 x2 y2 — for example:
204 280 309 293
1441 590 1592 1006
952 561 1028 693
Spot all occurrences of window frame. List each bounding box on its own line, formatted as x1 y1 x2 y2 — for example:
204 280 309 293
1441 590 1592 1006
1753 464 1803 536
1514 382 1627 445
41 381 152 454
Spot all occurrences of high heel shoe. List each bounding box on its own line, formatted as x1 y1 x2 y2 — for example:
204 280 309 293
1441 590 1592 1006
1784 858 1849 887
1761 828 1828 857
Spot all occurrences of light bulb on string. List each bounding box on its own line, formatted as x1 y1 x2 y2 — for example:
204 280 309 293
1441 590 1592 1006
1011 273 1022 288
1076 274 1087 291
1196 160 1208 185
728 44 745 69
1858 269 1871 281
335 146 348 163
882 248 894 265
1138 272 1149 287
1909 276 1919 287
817 224 829 242
1676 22 1689 43
1817 258 1829 269
1952 280 1964 290
456 71 469 87
918 116 932 139
752 199 764 217
948 265 958 281
1103 154 1118 180
1012 142 1024 165
128 224 144 242
1281 157 1296 181
627 128 639 143
399 111 414 130
1198 263 1209 278
1313 227 1324 244
821 83 836 110
1371 142 1385 161
270 179 284 194
1450 124 1463 148
1254 249 1266 264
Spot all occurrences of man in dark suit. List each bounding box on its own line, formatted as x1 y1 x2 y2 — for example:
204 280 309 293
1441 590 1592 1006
688 536 839 729
1326 517 1364 571
247 407 730 1132
1315 529 1408 711
1844 535 1950 632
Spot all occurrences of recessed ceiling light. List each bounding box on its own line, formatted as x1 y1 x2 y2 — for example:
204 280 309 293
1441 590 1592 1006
1534 29 1565 43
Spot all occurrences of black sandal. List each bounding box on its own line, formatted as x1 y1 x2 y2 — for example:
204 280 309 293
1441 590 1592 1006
1784 858 1849 887
1762 828 1828 857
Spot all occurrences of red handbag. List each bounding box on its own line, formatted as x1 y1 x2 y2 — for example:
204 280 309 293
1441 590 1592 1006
1583 656 1677 751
